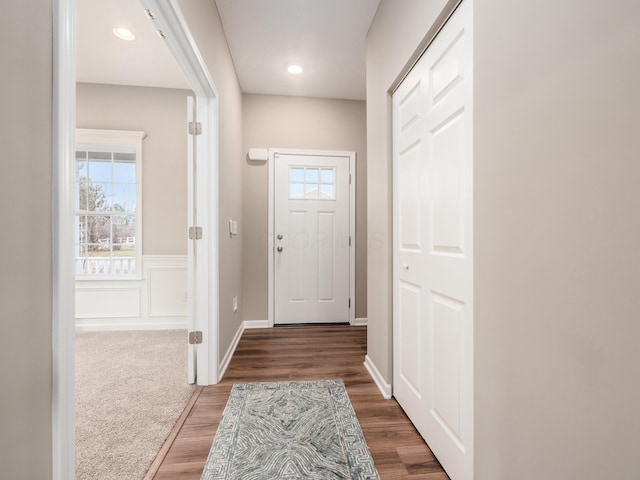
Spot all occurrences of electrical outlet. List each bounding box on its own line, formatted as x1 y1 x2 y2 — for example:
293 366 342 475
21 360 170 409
232 296 238 313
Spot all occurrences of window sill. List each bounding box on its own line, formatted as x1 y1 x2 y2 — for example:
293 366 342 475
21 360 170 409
75 276 143 283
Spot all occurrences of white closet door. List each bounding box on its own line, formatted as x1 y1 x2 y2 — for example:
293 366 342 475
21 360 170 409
393 1 473 479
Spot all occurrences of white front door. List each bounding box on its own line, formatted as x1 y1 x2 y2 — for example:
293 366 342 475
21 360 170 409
272 150 353 324
393 1 473 479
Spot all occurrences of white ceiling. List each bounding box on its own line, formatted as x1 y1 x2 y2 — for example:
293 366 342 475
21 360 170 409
77 0 380 100
214 0 380 100
77 0 189 90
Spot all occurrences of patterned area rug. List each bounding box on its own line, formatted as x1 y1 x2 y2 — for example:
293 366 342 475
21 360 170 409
201 379 380 480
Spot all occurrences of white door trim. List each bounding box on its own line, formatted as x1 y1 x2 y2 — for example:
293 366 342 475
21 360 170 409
52 1 77 478
53 0 220 477
268 148 356 327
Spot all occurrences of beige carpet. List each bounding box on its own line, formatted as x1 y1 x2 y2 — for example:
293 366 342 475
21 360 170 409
75 330 197 480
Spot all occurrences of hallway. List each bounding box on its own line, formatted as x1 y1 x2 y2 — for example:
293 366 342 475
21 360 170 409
151 326 449 479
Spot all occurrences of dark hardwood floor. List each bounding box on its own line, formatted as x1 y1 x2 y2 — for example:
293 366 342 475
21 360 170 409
151 326 449 479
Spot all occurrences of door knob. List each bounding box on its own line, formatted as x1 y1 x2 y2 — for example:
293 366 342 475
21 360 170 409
277 234 283 240
277 246 283 252
403 262 409 270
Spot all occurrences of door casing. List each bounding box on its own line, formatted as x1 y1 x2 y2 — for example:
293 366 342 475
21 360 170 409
268 148 356 327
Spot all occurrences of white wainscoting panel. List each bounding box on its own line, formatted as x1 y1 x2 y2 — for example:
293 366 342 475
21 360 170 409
76 255 188 331
76 285 141 318
145 257 189 317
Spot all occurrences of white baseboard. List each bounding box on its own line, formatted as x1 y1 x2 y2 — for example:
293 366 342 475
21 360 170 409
218 320 270 379
364 354 392 399
354 317 368 326
244 319 270 329
219 321 245 380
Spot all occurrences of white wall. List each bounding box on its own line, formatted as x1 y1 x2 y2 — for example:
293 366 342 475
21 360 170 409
242 94 367 321
0 1 53 478
366 0 449 387
368 0 640 478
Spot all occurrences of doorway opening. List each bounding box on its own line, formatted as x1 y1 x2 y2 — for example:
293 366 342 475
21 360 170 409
53 0 220 478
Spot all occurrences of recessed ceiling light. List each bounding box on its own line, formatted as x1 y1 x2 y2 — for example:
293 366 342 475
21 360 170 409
113 27 135 41
287 65 303 75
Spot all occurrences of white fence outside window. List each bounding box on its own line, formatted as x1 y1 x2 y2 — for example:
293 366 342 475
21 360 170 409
75 257 136 276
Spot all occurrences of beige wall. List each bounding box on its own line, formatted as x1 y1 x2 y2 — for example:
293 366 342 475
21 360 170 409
366 0 449 383
177 0 245 359
242 94 367 320
0 1 53 478
368 0 640 478
76 83 191 255
474 0 640 478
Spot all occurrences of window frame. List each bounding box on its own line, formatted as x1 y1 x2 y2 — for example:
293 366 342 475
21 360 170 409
75 129 146 280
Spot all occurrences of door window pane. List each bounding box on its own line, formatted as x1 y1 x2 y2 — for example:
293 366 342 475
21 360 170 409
320 184 335 199
305 183 319 198
289 166 336 200
320 168 334 183
290 183 304 199
305 168 319 182
290 167 304 182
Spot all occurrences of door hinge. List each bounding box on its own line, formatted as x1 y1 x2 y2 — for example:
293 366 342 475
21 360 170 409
349 174 352 185
189 331 203 345
349 235 352 247
188 121 202 135
188 226 203 240
349 298 351 309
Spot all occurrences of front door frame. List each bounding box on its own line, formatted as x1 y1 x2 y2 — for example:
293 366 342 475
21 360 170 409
267 148 356 327
52 0 220 478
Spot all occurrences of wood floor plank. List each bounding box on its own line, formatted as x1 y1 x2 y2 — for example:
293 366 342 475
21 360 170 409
151 326 448 479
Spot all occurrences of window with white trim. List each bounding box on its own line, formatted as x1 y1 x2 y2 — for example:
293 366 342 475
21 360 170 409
75 129 145 278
